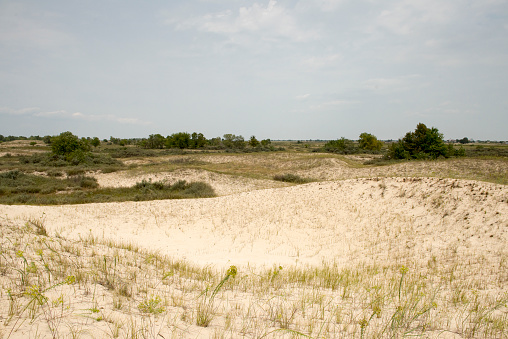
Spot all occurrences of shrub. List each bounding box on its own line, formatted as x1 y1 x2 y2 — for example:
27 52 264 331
166 132 190 149
223 134 245 149
91 137 101 148
67 175 99 189
358 133 383 151
324 137 357 154
387 123 448 160
249 136 260 147
20 150 121 169
273 173 311 184
51 132 90 157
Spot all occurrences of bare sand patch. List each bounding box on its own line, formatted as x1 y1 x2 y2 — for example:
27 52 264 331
1 176 507 338
3 177 506 271
93 168 287 196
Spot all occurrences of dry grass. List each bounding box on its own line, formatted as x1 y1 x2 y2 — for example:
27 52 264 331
0 208 506 338
0 150 507 338
93 153 508 191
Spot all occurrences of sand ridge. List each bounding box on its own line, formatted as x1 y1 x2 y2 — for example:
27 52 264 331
2 177 506 271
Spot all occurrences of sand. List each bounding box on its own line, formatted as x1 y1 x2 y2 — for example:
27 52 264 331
2 177 506 271
1 159 507 338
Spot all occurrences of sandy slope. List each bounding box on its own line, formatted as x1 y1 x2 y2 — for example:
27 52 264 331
2 177 506 272
1 173 507 338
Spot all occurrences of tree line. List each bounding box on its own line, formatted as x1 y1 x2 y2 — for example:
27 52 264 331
324 123 466 159
136 133 272 150
0 123 480 161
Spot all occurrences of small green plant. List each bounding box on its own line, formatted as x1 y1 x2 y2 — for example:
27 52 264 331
27 214 48 236
137 295 165 314
273 174 311 184
196 265 237 327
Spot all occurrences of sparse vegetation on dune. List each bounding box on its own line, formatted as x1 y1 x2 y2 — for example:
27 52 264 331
0 172 215 205
0 131 507 338
0 207 506 338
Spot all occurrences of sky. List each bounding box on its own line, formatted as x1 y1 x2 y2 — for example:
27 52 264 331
1 0 507 141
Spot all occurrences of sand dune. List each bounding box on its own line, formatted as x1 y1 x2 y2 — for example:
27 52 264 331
3 177 506 271
2 164 507 338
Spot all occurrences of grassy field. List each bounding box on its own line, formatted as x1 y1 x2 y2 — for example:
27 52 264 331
0 140 507 338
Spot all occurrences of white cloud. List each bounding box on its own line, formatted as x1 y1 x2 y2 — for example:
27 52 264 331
301 54 342 69
2 107 151 125
0 107 40 115
310 100 358 110
0 3 73 49
362 74 421 91
295 0 347 12
375 0 456 35
170 1 317 43
295 93 311 100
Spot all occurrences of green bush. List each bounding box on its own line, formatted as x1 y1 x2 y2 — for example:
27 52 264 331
166 132 190 149
358 133 383 151
20 150 121 168
273 173 311 184
67 175 99 189
324 137 357 154
223 134 245 149
0 173 215 205
387 123 448 160
51 132 90 157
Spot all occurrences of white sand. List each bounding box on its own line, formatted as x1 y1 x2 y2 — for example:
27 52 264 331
2 177 506 271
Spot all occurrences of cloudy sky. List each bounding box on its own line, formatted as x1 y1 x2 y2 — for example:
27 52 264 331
1 0 507 140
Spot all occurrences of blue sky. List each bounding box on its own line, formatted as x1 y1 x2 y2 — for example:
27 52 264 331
1 0 507 140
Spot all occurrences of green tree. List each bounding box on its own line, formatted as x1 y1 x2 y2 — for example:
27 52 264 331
51 131 90 157
209 137 223 147
358 132 383 151
324 137 356 154
249 136 260 147
42 135 52 144
388 123 448 160
144 134 165 149
222 134 245 149
260 139 271 147
166 132 190 149
91 137 101 148
190 132 207 148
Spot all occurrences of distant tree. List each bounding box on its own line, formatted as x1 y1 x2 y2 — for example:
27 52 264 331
358 132 383 151
51 131 90 157
388 123 448 160
190 132 207 148
260 139 271 147
42 135 52 144
110 136 121 145
458 137 469 144
0 135 4 142
324 137 356 154
249 136 260 147
147 134 165 149
166 132 190 149
91 137 101 148
223 134 245 149
208 137 223 147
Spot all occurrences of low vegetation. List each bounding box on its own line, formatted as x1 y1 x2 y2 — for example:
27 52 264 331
387 123 463 160
0 217 506 338
0 171 215 205
0 126 507 337
273 173 313 184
